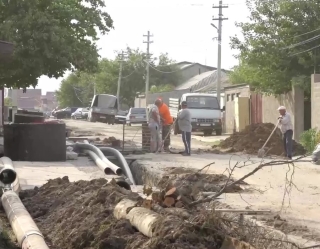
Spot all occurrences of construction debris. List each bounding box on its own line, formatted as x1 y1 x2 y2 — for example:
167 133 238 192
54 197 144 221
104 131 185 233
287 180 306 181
216 123 306 156
16 177 264 249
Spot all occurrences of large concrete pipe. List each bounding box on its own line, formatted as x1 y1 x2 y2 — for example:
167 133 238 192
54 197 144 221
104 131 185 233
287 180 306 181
2 191 49 249
99 147 135 185
0 156 20 192
75 142 122 175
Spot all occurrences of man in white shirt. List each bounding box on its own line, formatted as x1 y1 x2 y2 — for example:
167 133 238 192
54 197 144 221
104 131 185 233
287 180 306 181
277 106 293 159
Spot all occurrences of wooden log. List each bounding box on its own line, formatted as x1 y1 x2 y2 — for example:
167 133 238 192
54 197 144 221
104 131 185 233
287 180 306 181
114 199 137 219
163 197 175 207
175 201 183 208
220 236 255 249
126 207 161 237
152 204 190 219
165 187 177 197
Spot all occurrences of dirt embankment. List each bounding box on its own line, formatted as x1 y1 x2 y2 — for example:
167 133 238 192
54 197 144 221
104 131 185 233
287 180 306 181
17 176 251 249
215 123 306 156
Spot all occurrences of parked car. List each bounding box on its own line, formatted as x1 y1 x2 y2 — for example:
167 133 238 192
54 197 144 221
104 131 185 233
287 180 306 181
54 107 79 119
115 110 128 124
71 107 89 120
126 108 147 125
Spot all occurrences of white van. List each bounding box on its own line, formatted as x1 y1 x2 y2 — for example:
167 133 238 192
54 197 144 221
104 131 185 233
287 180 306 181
169 93 222 136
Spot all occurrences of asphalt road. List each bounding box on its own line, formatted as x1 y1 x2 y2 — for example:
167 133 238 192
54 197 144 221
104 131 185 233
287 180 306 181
65 119 229 151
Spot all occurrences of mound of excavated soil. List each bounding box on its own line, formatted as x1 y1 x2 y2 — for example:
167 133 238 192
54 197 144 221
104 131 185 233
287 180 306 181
218 123 306 156
18 177 246 249
158 167 246 197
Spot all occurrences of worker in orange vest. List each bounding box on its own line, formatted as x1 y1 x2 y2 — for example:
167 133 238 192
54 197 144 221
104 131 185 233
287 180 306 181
156 99 173 151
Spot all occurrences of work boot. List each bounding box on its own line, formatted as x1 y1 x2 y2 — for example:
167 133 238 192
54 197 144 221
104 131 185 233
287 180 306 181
181 152 190 156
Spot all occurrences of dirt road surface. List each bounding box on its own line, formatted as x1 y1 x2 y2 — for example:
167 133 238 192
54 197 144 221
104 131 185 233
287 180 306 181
65 119 228 151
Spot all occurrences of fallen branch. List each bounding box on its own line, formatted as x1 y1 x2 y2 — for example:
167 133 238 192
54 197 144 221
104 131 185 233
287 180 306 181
189 157 309 207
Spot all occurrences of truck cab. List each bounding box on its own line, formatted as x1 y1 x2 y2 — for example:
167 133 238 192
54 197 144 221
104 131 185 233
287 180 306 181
88 94 118 124
170 93 222 136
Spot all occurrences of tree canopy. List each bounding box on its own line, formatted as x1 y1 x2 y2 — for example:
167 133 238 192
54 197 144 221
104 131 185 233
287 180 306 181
0 0 113 89
56 48 182 108
230 0 320 95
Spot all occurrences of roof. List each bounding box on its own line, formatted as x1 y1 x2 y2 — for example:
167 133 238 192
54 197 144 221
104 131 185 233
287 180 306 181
175 61 216 71
175 70 231 92
224 84 249 90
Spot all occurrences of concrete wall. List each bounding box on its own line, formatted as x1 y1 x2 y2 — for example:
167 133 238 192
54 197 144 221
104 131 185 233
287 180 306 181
224 86 251 133
261 86 304 140
311 74 320 129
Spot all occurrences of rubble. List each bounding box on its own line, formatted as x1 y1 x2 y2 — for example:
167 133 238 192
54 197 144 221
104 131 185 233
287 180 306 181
216 123 306 156
17 176 256 249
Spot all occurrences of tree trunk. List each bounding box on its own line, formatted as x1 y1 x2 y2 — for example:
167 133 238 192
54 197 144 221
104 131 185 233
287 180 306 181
114 199 162 237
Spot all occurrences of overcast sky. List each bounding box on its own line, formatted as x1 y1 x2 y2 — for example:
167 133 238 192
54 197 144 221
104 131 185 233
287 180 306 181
37 0 249 94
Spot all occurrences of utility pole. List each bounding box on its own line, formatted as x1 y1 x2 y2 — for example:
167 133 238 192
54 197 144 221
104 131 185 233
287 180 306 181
213 0 228 104
93 82 96 95
143 31 153 111
116 51 126 106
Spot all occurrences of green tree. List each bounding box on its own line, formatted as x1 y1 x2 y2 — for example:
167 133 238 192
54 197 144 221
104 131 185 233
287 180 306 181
57 48 182 107
4 97 12 106
0 0 113 89
95 48 182 106
230 0 320 95
56 72 94 107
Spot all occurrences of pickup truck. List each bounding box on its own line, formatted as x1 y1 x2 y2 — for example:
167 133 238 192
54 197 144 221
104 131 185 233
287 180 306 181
169 93 222 136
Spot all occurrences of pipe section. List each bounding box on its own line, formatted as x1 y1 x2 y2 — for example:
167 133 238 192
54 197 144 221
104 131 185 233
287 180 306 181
2 191 49 249
0 157 20 192
75 142 122 175
99 147 135 185
84 149 113 175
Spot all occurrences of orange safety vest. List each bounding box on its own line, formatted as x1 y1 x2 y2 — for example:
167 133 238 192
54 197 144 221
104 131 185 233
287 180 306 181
158 103 173 125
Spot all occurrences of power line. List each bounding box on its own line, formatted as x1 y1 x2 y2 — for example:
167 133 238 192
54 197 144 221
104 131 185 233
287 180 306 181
116 51 127 106
289 44 320 57
145 61 184 74
143 31 153 110
283 34 320 50
212 0 228 104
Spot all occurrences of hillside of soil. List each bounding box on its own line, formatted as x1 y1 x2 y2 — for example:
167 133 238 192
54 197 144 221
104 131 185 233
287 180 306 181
217 123 306 156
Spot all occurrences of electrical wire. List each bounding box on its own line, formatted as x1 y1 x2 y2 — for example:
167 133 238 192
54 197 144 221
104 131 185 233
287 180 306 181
145 60 187 74
282 34 320 50
289 44 320 56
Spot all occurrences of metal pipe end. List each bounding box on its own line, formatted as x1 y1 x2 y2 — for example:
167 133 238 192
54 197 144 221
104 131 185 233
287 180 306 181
0 168 17 185
104 167 114 175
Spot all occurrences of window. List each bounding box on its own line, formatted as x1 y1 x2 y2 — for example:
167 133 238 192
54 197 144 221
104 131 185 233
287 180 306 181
227 94 230 101
231 94 235 101
186 96 220 110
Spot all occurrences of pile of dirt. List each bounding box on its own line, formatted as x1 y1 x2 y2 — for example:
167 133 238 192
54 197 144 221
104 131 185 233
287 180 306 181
157 167 246 196
217 123 306 156
18 177 246 249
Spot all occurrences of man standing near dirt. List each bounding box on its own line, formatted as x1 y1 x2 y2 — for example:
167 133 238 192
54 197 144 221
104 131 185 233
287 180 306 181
178 101 192 156
278 106 293 159
148 101 162 153
155 99 173 151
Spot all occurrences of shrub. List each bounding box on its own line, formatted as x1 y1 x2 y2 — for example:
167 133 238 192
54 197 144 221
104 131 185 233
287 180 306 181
300 128 320 153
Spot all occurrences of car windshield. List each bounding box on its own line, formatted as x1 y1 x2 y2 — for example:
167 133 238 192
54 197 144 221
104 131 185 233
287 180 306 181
186 96 220 110
81 108 89 112
131 108 146 114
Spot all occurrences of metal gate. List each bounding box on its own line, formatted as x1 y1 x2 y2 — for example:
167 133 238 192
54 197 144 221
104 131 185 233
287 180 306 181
250 93 262 124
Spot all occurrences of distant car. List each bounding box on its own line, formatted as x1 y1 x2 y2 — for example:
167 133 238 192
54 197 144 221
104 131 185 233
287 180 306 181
126 108 147 126
71 108 89 120
54 107 79 119
115 110 128 124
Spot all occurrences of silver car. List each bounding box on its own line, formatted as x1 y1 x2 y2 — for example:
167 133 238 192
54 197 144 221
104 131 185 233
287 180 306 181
126 108 147 125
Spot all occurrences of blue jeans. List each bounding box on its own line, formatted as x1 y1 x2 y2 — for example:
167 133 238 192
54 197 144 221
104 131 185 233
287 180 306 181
182 131 191 155
283 130 293 158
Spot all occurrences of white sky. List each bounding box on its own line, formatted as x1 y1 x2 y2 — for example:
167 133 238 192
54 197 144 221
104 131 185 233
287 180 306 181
37 0 249 94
